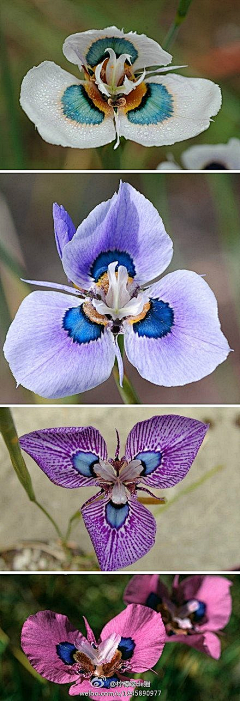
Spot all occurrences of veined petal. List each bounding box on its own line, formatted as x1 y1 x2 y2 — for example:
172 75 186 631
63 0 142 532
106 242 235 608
181 138 240 170
63 26 172 71
101 604 165 672
19 426 107 488
124 270 230 386
81 493 156 570
53 203 76 259
62 182 173 287
125 415 208 488
21 611 83 683
20 61 115 148
118 75 221 147
3 291 115 398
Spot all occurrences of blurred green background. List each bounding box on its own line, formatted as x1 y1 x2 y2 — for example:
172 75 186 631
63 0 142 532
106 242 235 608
0 171 240 404
0 574 239 700
0 0 239 170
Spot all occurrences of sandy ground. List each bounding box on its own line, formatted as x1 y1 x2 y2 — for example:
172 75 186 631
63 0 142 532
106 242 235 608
0 406 239 572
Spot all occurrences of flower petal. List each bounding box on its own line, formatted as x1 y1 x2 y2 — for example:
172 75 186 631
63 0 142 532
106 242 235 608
62 182 173 287
175 575 232 632
21 611 84 683
19 426 107 488
53 203 76 260
20 61 115 148
3 291 115 398
125 415 208 488
63 26 172 71
118 75 221 147
124 574 161 605
166 631 221 659
181 138 240 170
101 604 165 672
124 270 230 386
81 494 156 570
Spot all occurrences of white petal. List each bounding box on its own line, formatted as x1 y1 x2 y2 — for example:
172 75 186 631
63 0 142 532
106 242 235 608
94 461 117 482
63 26 172 71
111 481 128 504
118 74 222 147
120 459 142 481
97 634 121 663
181 138 240 170
20 61 115 148
156 160 182 170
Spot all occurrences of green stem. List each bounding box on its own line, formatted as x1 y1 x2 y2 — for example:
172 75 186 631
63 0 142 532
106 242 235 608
98 140 125 169
154 463 224 516
0 407 64 541
163 0 194 51
113 366 141 404
65 509 82 542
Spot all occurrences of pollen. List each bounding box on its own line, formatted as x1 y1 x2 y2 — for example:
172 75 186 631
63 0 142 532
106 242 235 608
127 300 151 324
83 301 108 325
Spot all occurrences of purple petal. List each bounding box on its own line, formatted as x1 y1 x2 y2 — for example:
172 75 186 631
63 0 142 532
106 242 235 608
53 203 76 260
101 604 165 672
175 575 232 632
62 182 173 287
166 631 221 659
124 270 230 386
19 426 107 488
21 611 84 683
81 494 156 570
3 291 115 398
125 415 208 488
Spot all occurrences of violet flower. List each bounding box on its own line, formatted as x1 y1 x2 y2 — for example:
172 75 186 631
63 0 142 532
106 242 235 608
21 604 165 699
20 26 222 150
124 574 232 659
19 415 208 570
4 183 230 399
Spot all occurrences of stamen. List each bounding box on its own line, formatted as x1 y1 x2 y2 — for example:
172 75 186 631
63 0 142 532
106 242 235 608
115 429 120 459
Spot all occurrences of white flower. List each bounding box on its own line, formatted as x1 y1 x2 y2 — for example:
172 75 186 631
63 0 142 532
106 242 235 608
20 26 222 150
157 138 240 170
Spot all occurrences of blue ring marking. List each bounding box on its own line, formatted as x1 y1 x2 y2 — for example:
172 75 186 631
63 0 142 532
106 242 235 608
186 600 206 622
135 450 162 475
106 501 129 529
56 642 76 665
91 250 136 281
127 83 174 125
146 592 162 611
86 37 138 68
133 299 174 338
72 450 99 477
63 305 104 344
61 85 104 124
118 637 135 660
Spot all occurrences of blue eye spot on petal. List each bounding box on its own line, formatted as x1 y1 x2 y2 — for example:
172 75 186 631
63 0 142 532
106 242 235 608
127 83 173 125
146 592 162 610
91 250 136 281
133 299 174 338
86 37 138 68
56 642 76 665
106 501 129 529
72 450 99 477
118 637 135 660
61 85 104 124
187 600 206 622
63 305 104 344
135 450 162 475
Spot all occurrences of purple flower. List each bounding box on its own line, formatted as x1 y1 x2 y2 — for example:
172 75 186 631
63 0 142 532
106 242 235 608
124 574 232 659
21 604 165 699
4 183 230 399
19 415 208 570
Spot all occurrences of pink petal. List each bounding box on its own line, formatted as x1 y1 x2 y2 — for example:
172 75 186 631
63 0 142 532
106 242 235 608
101 604 165 672
21 611 83 683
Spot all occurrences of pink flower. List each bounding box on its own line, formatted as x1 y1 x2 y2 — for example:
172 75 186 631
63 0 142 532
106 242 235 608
124 575 232 659
21 604 165 699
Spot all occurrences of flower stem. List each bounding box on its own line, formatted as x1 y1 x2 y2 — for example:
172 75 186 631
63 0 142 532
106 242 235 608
154 463 224 516
98 140 125 169
0 407 64 541
113 366 141 404
163 0 194 51
65 509 82 542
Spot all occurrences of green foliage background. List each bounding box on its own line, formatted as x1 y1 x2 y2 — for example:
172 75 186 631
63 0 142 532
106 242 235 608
0 574 239 700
